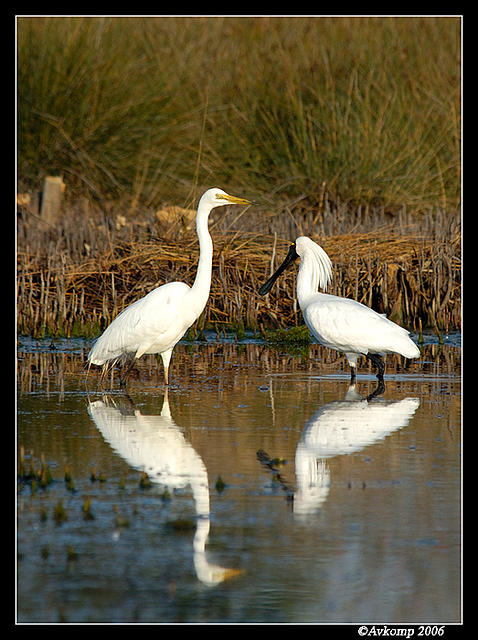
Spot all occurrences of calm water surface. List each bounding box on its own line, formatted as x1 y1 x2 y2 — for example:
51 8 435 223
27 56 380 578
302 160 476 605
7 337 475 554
17 337 461 624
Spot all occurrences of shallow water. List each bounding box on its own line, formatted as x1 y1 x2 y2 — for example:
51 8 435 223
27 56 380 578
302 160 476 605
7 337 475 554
17 337 461 624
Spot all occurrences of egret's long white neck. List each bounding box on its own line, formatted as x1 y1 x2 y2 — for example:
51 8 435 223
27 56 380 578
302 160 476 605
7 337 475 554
296 244 332 308
189 199 214 313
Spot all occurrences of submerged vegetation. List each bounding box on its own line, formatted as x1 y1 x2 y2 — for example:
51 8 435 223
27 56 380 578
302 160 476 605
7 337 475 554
17 17 461 337
264 325 312 357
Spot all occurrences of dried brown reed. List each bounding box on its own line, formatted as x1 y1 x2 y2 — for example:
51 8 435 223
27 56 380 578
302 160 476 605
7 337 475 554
17 202 461 339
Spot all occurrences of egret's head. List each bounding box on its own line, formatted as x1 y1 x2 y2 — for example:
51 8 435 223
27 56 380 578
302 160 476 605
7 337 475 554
200 188 253 209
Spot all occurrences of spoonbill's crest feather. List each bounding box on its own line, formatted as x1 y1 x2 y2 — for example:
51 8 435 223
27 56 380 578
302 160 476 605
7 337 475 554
295 236 333 293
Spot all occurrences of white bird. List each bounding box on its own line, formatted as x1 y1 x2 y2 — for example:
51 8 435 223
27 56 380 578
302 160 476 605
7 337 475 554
259 236 420 381
88 188 253 386
294 387 420 516
88 391 243 586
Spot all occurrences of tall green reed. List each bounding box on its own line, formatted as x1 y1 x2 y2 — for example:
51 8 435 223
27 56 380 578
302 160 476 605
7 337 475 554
18 16 460 214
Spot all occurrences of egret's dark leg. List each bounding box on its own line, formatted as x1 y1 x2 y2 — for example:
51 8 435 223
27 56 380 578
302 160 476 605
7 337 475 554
119 358 137 388
366 353 385 381
350 367 357 383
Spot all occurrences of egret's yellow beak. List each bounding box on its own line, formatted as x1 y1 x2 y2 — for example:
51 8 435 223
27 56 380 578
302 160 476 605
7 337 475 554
220 193 254 205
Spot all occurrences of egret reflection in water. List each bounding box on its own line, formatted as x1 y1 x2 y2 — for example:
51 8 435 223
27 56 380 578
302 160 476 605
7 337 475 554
293 383 420 517
87 391 243 586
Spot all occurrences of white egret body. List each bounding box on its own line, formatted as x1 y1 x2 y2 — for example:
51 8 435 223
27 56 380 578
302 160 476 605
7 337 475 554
259 236 420 380
88 188 252 385
88 392 243 585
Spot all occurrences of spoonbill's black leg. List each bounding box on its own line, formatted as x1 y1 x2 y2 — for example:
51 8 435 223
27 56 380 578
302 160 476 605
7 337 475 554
366 353 385 381
365 377 386 401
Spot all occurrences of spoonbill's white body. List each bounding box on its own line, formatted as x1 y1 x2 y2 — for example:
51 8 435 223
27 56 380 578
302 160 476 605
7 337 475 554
88 188 252 385
259 236 420 380
294 387 420 515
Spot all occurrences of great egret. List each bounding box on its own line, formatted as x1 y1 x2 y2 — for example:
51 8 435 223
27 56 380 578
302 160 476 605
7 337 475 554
88 391 243 585
88 188 253 386
259 236 420 381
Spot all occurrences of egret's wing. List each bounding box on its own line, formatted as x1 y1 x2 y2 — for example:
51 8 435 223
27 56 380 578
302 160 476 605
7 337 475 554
89 281 191 363
120 281 191 336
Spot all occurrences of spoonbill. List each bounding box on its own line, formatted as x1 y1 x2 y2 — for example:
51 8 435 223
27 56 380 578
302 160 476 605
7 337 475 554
293 388 420 516
88 188 253 386
259 236 420 381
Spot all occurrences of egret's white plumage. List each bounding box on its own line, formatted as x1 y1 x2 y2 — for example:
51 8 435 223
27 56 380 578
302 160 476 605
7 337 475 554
88 392 243 585
259 236 420 379
88 188 252 385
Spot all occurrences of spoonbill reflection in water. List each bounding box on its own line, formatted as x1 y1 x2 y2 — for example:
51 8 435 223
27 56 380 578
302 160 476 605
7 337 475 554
87 391 243 586
293 384 420 516
259 236 420 381
88 188 253 387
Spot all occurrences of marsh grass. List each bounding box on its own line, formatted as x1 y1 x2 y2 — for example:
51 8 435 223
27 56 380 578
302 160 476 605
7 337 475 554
17 17 461 338
18 16 460 211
